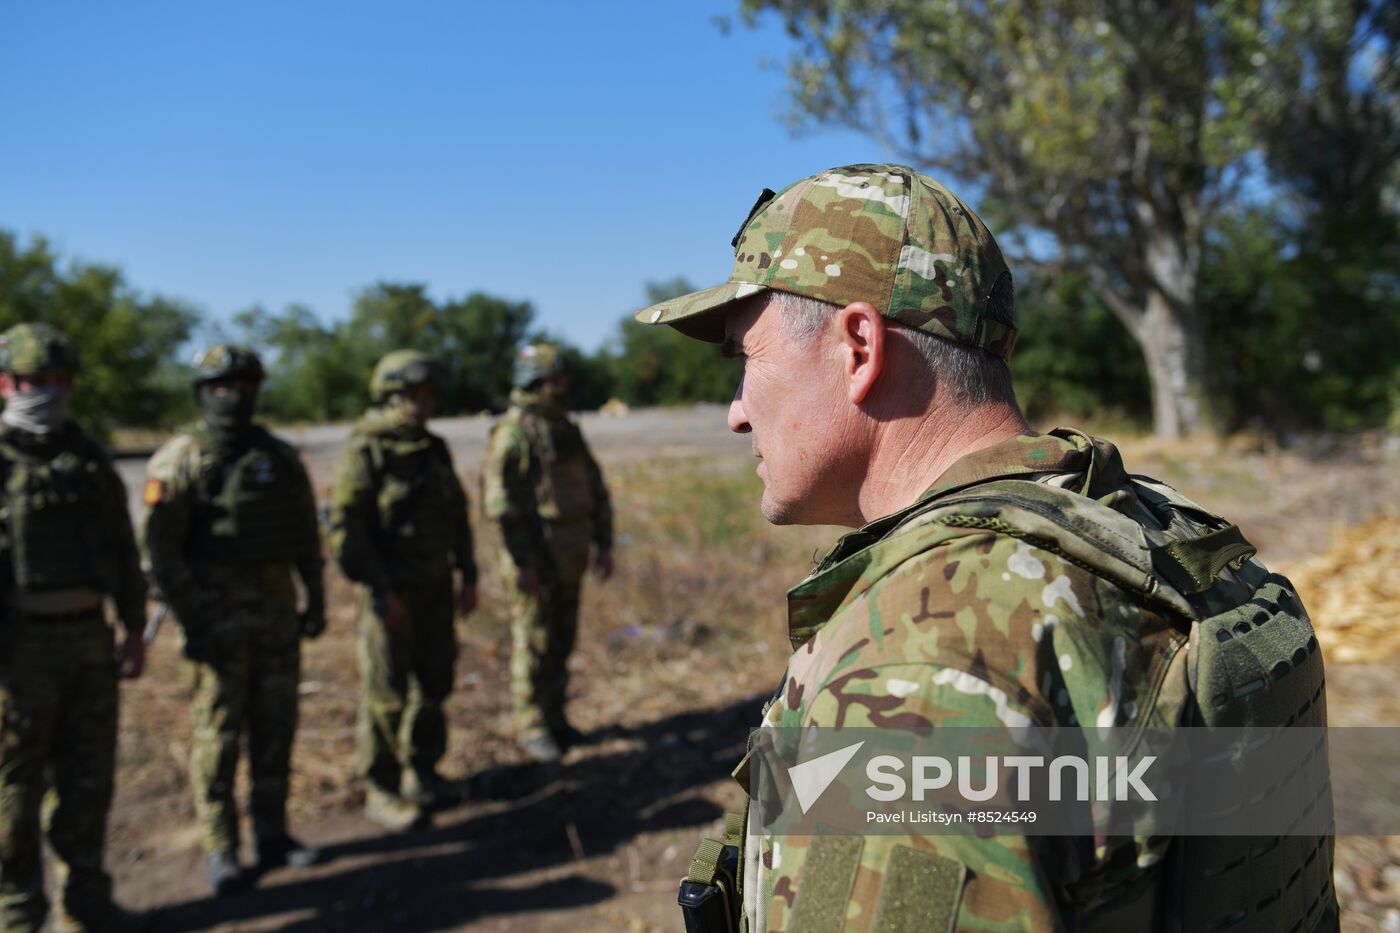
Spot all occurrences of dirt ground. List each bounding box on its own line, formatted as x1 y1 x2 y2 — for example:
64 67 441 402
97 409 1399 932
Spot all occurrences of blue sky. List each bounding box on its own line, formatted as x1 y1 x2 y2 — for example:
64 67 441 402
0 1 900 350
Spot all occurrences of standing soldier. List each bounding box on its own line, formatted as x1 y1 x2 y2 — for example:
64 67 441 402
330 350 477 832
482 344 613 763
142 345 325 896
0 323 147 932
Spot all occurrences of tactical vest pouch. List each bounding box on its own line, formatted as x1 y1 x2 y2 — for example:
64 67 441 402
923 477 1336 933
189 434 313 563
3 448 107 591
678 838 740 933
370 435 457 556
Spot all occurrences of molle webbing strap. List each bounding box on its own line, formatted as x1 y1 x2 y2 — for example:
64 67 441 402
788 836 863 933
1153 525 1256 595
686 839 727 886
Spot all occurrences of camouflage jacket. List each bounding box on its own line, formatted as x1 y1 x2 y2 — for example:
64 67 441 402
481 391 612 573
746 430 1200 933
142 422 323 622
329 408 476 592
0 423 146 631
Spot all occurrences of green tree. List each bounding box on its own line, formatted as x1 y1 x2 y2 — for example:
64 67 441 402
610 278 738 406
0 231 200 432
739 0 1398 437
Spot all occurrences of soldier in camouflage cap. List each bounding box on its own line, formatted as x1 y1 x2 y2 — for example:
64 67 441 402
0 323 148 931
638 165 1336 931
142 344 326 896
482 343 613 762
330 349 477 831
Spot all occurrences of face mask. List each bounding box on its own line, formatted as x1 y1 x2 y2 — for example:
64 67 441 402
2 384 72 435
386 392 431 429
199 384 257 433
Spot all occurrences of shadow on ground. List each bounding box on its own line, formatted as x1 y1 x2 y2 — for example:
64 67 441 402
145 692 767 932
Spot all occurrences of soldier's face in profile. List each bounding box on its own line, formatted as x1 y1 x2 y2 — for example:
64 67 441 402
723 295 858 526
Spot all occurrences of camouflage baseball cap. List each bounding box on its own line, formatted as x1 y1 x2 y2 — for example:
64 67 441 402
635 164 1016 358
191 344 265 385
371 349 445 401
0 322 81 375
512 343 567 389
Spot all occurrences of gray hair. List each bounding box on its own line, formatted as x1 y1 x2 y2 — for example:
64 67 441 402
772 289 1018 407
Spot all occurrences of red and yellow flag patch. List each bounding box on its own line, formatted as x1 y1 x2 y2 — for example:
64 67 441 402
143 479 166 506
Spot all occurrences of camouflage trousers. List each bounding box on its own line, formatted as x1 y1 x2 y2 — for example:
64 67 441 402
355 573 457 794
0 613 116 933
181 569 301 856
508 574 581 740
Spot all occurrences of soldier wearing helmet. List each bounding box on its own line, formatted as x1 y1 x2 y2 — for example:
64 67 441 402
0 323 148 931
141 344 325 896
482 343 613 762
329 349 477 831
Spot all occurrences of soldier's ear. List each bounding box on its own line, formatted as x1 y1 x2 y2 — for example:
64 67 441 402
836 302 886 405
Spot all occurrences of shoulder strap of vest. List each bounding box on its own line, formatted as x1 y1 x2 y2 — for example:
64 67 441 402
907 478 1257 622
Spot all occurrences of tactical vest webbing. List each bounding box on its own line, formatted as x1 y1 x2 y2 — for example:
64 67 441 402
362 431 458 555
188 429 313 564
520 414 595 523
917 477 1336 933
0 434 111 591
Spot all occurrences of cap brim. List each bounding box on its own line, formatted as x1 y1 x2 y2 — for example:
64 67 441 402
633 281 770 343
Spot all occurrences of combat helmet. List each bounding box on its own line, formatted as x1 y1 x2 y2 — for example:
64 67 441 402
0 323 80 376
512 343 568 389
370 349 445 402
191 344 265 386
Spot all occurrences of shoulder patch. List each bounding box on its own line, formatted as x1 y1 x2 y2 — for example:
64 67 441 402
143 478 166 506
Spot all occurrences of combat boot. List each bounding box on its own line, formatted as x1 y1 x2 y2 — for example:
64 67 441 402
520 731 562 763
551 720 587 749
364 785 427 832
205 850 244 897
256 833 319 870
402 769 459 811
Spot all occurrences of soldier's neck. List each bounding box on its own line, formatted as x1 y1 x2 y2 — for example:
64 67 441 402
856 403 1030 524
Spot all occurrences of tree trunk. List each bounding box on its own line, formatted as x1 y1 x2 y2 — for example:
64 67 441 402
1134 287 1212 439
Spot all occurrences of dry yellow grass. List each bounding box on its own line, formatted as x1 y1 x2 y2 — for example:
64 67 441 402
1280 514 1400 665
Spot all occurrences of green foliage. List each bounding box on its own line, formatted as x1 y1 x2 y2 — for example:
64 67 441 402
0 231 199 434
1199 207 1400 432
233 284 536 420
607 279 737 407
1011 271 1150 425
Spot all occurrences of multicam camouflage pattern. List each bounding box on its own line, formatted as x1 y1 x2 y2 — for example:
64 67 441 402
0 618 117 932
635 164 1016 359
0 422 144 931
369 349 445 403
328 403 475 793
0 323 80 376
354 575 457 792
742 430 1330 932
511 343 567 390
482 388 611 738
190 344 265 384
141 422 324 856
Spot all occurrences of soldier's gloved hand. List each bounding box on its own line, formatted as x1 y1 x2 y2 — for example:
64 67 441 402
116 630 146 679
375 591 410 630
594 549 614 582
515 566 541 596
299 601 327 639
